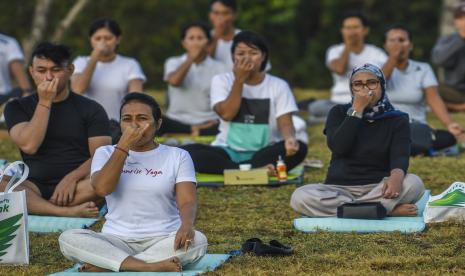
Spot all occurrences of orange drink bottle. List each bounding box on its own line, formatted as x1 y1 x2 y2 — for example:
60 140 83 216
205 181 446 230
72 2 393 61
277 155 287 182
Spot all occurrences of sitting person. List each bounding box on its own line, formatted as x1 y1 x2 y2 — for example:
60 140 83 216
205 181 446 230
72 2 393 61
207 0 271 71
59 93 207 272
2 42 111 217
0 33 32 104
182 31 307 174
431 2 465 112
159 22 227 136
290 64 425 217
71 18 146 142
383 25 465 155
208 0 240 70
304 11 387 123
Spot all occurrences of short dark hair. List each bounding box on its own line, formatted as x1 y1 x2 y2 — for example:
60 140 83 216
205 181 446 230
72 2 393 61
383 24 412 43
181 21 211 41
210 0 236 12
89 17 122 37
31 42 72 66
120 93 162 122
231 31 269 71
341 10 369 27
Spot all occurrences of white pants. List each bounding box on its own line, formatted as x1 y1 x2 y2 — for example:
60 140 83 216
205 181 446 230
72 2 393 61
290 173 425 217
59 229 208 272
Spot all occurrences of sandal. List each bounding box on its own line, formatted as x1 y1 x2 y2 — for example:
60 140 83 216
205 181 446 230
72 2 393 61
241 238 293 256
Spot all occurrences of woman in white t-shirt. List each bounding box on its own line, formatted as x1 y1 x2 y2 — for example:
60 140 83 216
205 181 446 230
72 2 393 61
160 22 227 136
71 18 146 143
383 25 465 155
182 31 307 174
59 93 207 272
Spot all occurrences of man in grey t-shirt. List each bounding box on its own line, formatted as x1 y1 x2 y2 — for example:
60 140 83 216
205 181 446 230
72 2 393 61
432 3 465 112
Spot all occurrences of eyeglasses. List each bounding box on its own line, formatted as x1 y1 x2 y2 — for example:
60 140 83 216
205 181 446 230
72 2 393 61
351 79 379 91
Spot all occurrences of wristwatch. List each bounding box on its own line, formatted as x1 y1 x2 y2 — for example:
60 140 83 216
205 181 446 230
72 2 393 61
346 107 363 119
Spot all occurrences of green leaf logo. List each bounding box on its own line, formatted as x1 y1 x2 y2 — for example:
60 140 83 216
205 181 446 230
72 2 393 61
0 213 23 261
429 190 465 207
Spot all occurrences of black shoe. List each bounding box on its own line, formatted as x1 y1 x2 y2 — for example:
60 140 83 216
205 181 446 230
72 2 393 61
241 238 294 256
241 238 262 253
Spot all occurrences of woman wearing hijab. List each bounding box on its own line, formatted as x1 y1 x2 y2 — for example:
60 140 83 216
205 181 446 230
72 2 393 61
290 63 425 217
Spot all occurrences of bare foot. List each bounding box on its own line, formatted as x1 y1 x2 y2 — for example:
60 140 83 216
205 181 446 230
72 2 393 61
64 201 99 217
147 257 182 272
79 263 111 272
390 204 417 216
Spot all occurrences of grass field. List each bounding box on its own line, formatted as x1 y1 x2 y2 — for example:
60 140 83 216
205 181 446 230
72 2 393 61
1 89 465 275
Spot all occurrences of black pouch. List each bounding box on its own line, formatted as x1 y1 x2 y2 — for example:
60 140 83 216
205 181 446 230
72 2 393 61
337 202 387 219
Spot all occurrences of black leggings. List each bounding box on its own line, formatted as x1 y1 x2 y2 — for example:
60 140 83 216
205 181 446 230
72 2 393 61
432 129 456 151
158 116 219 136
181 141 308 174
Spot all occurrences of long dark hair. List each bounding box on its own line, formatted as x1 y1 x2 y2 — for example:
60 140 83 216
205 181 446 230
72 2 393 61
89 17 122 37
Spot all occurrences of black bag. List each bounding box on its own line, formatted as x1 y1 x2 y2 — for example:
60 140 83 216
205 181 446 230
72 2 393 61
410 122 434 156
337 202 387 219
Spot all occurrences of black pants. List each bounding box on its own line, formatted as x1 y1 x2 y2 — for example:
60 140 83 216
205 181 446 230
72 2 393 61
158 116 219 136
432 129 456 151
181 141 308 174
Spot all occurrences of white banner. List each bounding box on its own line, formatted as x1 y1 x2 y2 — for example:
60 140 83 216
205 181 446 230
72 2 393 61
0 161 30 265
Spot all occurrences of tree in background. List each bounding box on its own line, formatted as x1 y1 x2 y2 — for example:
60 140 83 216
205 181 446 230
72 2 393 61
0 0 442 89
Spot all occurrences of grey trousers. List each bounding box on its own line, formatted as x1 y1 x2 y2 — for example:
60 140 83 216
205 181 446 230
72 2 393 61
290 173 425 217
59 229 208 272
307 99 337 123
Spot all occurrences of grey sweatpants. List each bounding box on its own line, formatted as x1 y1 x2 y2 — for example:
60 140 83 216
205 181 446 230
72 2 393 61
307 99 337 123
59 229 208 272
290 173 425 217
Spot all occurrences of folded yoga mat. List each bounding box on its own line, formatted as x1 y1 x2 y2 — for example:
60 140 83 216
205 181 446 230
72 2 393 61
48 254 231 276
293 190 430 234
29 205 107 233
197 165 305 187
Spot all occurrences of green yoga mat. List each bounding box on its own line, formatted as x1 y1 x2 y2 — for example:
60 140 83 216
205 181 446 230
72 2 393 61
196 165 304 187
158 136 216 145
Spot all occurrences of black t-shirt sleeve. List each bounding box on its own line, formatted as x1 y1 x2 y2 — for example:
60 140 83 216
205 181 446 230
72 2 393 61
324 105 363 156
4 99 31 131
86 101 110 138
389 117 410 173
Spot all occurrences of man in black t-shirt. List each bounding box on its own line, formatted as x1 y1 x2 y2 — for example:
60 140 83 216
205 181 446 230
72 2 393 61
2 42 111 217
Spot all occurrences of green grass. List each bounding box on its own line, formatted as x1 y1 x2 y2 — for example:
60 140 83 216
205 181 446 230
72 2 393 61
2 90 465 275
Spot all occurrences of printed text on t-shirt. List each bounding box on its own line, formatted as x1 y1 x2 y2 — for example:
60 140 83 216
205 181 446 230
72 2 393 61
122 168 163 177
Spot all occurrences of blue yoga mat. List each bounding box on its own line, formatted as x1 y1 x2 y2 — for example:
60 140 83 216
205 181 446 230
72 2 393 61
29 205 107 233
294 190 430 234
48 254 231 276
